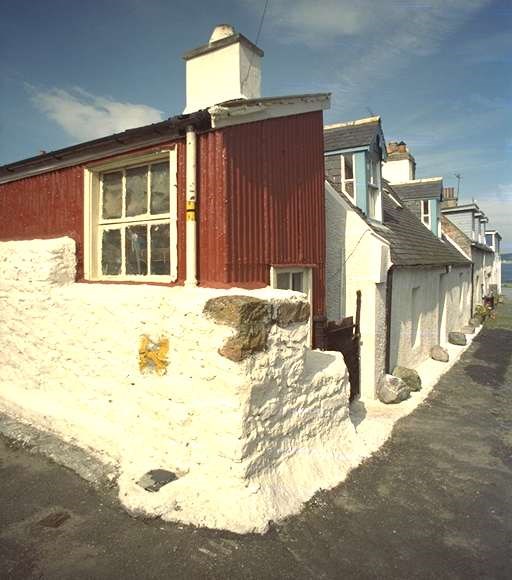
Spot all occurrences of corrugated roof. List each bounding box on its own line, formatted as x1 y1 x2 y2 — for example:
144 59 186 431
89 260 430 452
324 118 382 152
390 179 443 200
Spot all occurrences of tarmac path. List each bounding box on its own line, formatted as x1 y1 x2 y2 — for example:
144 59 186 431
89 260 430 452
1 298 512 579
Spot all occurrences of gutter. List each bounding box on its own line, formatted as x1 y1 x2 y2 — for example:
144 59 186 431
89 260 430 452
185 125 198 286
0 111 211 185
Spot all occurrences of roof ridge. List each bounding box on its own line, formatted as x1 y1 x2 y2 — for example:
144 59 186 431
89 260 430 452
390 177 442 185
324 116 380 130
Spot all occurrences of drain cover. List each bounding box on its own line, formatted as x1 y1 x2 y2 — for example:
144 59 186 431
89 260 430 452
136 469 178 492
38 511 70 528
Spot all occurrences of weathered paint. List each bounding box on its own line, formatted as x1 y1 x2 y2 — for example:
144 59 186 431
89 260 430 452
354 151 368 214
198 111 326 318
0 166 85 277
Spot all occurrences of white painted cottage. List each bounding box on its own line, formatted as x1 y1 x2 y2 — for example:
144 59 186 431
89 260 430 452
325 119 472 399
440 187 497 308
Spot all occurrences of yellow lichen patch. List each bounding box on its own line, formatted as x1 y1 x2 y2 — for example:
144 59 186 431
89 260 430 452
139 335 169 375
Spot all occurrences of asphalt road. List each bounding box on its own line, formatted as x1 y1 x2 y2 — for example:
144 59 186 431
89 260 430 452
1 299 512 579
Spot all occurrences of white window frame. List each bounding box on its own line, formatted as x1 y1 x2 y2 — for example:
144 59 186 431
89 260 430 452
421 199 431 227
367 156 382 221
270 266 313 342
340 153 355 200
83 148 178 282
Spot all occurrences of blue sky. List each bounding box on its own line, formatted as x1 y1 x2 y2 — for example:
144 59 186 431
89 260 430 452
1 0 511 249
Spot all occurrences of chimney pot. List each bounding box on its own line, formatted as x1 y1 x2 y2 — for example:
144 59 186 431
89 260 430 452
209 24 236 43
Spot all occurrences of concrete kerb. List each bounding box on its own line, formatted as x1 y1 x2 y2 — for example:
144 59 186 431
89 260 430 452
0 411 118 490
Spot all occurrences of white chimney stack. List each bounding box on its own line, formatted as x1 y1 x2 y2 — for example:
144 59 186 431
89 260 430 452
182 25 263 114
382 141 416 182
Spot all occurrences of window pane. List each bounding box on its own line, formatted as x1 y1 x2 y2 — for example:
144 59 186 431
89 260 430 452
276 272 290 289
343 154 353 180
151 162 170 214
150 224 170 275
126 166 147 217
292 272 304 292
345 180 355 198
102 172 123 219
126 225 147 275
101 229 121 275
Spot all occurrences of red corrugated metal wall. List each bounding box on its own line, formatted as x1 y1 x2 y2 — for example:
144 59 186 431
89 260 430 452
0 166 85 277
198 112 326 317
0 140 187 283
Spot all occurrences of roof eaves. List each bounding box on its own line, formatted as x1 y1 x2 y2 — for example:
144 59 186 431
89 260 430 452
0 110 211 184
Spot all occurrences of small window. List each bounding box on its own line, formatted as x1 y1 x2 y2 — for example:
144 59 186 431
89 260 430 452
274 269 306 294
341 153 355 199
421 200 430 227
367 156 381 221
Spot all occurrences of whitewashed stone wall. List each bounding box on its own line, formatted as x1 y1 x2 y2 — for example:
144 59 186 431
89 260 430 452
325 183 391 399
0 237 353 534
389 265 471 370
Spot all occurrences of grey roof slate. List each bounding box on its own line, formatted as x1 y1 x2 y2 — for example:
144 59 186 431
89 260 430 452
324 119 381 152
325 177 469 267
390 180 442 200
377 183 470 266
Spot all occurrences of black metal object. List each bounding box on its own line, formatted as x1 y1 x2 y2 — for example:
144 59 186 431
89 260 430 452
324 291 361 402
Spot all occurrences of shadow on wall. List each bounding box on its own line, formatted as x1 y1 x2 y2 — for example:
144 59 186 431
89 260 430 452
349 400 367 430
464 329 512 388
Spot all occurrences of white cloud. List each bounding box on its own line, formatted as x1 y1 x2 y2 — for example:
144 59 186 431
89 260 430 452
242 0 491 115
31 87 164 142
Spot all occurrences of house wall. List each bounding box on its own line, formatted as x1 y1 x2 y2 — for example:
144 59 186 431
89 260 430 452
471 247 494 306
389 265 471 370
325 183 391 399
200 111 326 320
446 211 475 239
0 112 326 325
0 141 188 284
325 186 345 320
0 236 352 534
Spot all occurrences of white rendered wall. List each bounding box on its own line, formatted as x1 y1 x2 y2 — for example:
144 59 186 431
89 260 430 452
0 237 356 534
325 185 345 320
382 159 414 183
471 248 494 307
325 184 391 399
184 42 261 113
389 265 471 370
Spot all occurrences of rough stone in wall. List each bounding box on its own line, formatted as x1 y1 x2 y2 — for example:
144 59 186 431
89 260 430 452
448 332 467 346
203 295 311 362
430 345 449 362
392 366 422 392
378 374 410 404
